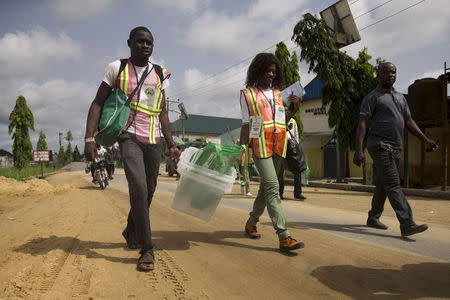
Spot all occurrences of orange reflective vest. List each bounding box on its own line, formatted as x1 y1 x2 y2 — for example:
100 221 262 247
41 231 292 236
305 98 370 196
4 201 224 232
241 87 287 159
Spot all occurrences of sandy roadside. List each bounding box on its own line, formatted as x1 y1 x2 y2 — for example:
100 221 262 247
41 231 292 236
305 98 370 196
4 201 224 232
0 171 449 299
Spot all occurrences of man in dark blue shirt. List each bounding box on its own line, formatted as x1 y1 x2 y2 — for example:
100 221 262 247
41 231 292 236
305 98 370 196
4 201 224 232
353 62 438 237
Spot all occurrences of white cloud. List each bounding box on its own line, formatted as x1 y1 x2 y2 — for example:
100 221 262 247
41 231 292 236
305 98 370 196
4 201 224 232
167 63 249 120
0 27 82 80
52 0 112 20
345 0 450 59
0 78 96 152
182 0 311 58
144 0 210 13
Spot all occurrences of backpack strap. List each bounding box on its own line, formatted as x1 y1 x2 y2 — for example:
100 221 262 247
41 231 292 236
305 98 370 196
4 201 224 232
152 64 164 86
119 59 128 74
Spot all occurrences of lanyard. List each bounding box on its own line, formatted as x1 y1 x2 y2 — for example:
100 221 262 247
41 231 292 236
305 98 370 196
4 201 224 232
258 88 275 120
258 88 277 134
131 63 151 101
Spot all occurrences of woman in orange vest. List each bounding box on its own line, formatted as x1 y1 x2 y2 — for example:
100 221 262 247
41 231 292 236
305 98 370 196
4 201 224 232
239 52 304 252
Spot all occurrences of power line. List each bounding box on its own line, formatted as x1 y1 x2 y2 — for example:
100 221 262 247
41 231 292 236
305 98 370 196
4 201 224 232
171 36 291 97
172 0 426 99
360 0 426 31
174 46 299 99
349 0 363 5
354 0 393 19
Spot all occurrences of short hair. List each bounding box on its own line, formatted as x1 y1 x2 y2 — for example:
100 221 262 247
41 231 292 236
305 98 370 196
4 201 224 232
246 53 284 89
377 61 396 75
129 26 152 41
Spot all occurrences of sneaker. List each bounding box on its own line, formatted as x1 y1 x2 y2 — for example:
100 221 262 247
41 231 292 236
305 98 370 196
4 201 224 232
366 219 388 230
246 192 253 196
279 236 305 252
294 194 306 200
401 224 428 237
245 221 261 239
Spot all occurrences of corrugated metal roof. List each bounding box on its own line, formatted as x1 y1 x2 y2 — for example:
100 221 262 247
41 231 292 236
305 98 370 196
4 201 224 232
171 114 242 135
303 76 324 101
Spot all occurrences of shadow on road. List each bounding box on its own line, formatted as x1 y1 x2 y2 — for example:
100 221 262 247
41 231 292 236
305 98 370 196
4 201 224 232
14 231 302 263
261 221 412 241
311 262 450 299
14 236 135 265
152 230 297 255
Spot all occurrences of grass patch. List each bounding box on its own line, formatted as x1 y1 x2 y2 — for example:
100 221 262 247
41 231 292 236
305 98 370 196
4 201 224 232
0 164 57 180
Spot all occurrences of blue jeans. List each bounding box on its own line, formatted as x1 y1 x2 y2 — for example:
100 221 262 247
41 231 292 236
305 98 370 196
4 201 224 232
368 145 415 227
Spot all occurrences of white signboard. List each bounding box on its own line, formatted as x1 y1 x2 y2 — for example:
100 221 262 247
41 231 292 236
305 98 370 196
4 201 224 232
33 150 50 162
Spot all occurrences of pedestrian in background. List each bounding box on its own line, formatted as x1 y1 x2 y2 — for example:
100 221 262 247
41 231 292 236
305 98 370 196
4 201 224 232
278 118 306 200
354 62 438 237
236 139 252 197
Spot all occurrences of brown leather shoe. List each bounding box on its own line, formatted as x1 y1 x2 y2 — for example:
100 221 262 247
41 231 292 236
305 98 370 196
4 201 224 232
279 236 305 252
245 221 261 239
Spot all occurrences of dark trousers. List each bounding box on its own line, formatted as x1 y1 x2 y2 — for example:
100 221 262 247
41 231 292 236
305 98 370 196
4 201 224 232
119 132 161 253
278 163 303 198
368 146 414 227
293 172 303 197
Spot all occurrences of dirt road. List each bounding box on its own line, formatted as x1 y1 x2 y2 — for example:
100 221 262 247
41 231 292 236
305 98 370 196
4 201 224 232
1 170 449 299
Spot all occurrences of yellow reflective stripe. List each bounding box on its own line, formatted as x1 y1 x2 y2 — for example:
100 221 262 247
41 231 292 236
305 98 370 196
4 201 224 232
120 64 129 95
248 88 262 116
130 102 162 115
282 134 288 157
274 121 286 127
262 123 274 128
248 88 266 157
148 116 156 144
154 87 163 109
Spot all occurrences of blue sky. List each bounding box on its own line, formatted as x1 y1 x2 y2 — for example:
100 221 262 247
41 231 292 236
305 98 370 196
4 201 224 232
0 0 449 153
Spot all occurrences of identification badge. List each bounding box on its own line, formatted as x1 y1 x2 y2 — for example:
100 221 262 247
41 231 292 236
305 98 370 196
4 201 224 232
275 105 285 124
249 116 262 139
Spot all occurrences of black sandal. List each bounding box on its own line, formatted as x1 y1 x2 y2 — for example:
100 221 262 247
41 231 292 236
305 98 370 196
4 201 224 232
137 251 155 272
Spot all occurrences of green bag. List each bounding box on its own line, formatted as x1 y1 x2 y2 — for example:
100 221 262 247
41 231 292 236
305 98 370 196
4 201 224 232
95 60 163 147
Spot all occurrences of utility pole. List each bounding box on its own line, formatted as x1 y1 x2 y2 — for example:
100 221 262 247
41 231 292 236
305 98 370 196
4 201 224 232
58 132 62 148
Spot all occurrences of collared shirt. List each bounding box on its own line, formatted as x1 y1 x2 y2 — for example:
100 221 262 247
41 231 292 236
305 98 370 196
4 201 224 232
360 86 411 150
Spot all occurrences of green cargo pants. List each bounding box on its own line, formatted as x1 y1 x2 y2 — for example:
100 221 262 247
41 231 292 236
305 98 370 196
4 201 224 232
248 154 289 238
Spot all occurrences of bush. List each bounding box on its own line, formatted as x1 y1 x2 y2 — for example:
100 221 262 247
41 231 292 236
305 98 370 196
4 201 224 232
0 164 56 180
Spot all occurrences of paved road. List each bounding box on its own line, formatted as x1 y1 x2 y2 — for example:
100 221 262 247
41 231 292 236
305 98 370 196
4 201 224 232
90 172 450 262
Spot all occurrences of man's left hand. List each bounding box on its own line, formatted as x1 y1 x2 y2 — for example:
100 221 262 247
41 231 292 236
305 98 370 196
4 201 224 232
169 146 181 163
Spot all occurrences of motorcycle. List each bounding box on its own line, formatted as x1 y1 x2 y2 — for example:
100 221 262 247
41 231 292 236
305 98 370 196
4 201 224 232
89 159 109 189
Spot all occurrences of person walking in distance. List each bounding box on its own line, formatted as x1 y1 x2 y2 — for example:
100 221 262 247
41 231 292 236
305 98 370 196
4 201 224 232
239 53 305 252
353 62 438 237
84 27 180 271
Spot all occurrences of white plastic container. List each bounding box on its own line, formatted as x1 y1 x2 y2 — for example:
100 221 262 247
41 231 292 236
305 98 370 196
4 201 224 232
172 147 236 221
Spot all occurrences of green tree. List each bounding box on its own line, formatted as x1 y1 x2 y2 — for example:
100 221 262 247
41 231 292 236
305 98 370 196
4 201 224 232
274 42 303 136
292 14 378 149
36 131 48 151
56 146 65 167
8 95 35 168
64 131 73 164
72 145 81 162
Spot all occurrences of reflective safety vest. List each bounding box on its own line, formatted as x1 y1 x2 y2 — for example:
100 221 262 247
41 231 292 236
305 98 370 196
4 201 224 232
241 87 287 159
116 59 165 143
